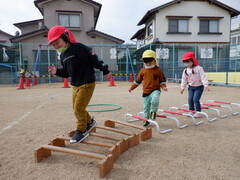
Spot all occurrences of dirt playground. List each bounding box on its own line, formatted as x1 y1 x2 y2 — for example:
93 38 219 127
0 81 239 180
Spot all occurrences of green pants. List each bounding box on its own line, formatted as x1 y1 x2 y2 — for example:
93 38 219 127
72 82 95 132
142 90 161 119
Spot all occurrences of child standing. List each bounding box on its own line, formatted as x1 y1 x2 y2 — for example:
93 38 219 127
48 26 112 143
129 50 167 126
180 52 210 117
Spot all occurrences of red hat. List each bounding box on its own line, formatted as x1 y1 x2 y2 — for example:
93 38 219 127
48 26 77 45
182 52 199 66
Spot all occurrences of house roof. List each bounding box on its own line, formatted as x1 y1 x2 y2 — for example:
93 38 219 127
34 0 102 28
13 19 43 28
137 0 240 25
10 27 48 43
0 30 13 38
86 29 125 44
130 27 146 40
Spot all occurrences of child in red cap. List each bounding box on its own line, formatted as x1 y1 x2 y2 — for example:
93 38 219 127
180 52 210 118
48 26 112 143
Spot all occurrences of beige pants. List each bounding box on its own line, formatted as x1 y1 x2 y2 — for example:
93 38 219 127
72 82 95 132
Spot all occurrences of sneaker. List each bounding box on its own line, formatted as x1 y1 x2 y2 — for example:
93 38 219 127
188 112 195 116
142 121 150 127
87 119 96 132
193 113 202 118
150 112 156 120
70 130 89 144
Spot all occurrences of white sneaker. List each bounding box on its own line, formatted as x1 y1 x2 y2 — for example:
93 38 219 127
188 112 195 116
193 113 202 118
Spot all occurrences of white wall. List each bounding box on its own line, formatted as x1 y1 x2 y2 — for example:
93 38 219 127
43 0 95 44
154 1 231 43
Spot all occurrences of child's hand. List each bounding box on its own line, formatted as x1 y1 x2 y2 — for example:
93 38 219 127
180 89 184 94
162 87 168 92
129 89 132 93
205 87 210 91
104 72 112 79
48 64 57 75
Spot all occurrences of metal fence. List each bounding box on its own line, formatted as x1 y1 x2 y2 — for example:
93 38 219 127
0 43 239 86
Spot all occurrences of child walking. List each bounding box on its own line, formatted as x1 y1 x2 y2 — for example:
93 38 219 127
180 52 210 117
48 26 112 143
129 50 167 126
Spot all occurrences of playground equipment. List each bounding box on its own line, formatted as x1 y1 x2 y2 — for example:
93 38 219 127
87 104 122 112
169 107 217 122
137 111 188 129
125 113 172 134
35 119 152 179
158 109 203 125
182 104 228 119
206 100 239 115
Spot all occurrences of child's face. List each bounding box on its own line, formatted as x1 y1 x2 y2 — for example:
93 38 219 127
144 60 155 66
183 59 193 68
51 38 66 49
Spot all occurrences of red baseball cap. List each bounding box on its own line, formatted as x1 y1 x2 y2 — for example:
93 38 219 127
182 52 199 66
48 26 77 45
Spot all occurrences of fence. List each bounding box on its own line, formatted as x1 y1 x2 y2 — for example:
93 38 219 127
0 43 239 86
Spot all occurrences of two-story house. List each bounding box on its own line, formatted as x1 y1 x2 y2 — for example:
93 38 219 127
10 0 124 79
131 0 240 82
0 30 13 44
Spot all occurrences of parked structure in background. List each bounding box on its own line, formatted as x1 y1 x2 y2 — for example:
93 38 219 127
9 0 124 83
0 30 13 45
130 0 240 85
131 0 240 47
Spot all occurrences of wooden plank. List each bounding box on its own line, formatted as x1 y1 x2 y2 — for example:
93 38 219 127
90 132 122 142
95 125 132 136
40 144 106 160
104 120 152 141
104 120 146 130
56 136 114 148
98 154 114 179
34 147 51 163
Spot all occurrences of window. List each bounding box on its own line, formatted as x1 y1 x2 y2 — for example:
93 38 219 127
238 36 240 44
199 20 219 33
147 23 153 37
58 13 81 28
231 37 237 44
168 19 189 33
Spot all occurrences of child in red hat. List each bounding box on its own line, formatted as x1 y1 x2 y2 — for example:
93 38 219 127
48 26 112 143
180 52 210 118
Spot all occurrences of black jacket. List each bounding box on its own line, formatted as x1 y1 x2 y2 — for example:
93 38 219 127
56 43 110 86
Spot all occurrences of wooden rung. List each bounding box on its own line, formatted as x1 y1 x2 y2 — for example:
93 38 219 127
104 120 152 141
68 130 129 155
95 125 132 136
104 119 146 130
56 136 115 148
90 132 122 141
40 144 106 160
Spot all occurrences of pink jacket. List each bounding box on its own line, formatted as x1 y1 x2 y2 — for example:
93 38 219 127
181 66 208 90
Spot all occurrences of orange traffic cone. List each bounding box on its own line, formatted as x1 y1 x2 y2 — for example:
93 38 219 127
17 76 25 90
25 76 31 87
109 76 116 86
129 74 134 82
62 78 70 88
33 76 37 85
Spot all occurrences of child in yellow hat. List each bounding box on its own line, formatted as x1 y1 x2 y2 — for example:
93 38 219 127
129 50 167 126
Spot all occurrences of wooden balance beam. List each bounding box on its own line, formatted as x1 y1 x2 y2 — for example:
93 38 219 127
104 120 152 141
34 144 114 179
51 136 121 162
93 125 140 149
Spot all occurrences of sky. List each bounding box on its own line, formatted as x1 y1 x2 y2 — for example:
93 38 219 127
0 0 239 43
